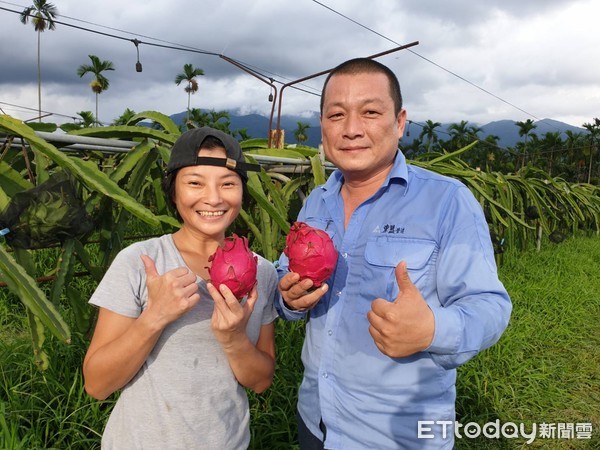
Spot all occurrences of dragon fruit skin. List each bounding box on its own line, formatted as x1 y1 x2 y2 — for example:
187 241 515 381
207 234 258 299
284 222 338 287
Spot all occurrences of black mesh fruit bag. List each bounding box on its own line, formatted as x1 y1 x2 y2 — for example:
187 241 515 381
0 171 94 249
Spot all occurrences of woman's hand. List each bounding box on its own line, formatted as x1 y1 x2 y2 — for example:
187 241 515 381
207 283 275 393
208 283 257 348
141 254 200 330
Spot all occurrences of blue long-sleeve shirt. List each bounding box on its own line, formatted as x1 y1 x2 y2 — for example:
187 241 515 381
276 151 512 449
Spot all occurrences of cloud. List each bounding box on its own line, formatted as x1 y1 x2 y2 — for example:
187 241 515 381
1 0 598 128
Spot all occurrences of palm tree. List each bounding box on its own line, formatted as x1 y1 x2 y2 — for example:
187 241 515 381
516 119 537 170
77 55 115 126
468 124 482 139
582 118 599 184
112 108 137 125
237 128 251 141
58 110 95 132
294 122 310 145
448 120 470 150
75 110 96 128
206 110 231 132
540 131 562 176
175 64 204 122
20 0 58 122
418 120 441 151
480 134 500 172
564 130 586 181
187 108 209 128
186 108 231 133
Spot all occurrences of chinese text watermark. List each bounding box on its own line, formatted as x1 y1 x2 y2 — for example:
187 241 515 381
418 420 593 444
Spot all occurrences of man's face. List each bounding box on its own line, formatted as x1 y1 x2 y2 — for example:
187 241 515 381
320 71 406 184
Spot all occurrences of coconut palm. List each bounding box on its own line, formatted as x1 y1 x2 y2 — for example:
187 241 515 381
77 55 115 126
20 0 58 122
175 64 204 122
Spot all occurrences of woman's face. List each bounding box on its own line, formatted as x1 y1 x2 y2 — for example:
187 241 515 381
173 146 243 239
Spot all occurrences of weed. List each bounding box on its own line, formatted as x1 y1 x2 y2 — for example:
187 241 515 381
0 235 598 448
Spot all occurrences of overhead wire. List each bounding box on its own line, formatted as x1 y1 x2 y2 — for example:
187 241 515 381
0 2 322 96
0 101 78 121
311 0 548 124
1 2 326 125
0 0 582 140
312 2 595 165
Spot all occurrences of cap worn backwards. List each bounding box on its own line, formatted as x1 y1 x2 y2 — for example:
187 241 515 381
166 127 260 181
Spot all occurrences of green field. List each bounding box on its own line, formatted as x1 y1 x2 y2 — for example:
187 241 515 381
1 235 598 449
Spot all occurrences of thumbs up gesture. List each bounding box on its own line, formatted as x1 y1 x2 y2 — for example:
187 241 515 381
140 254 201 329
367 261 435 358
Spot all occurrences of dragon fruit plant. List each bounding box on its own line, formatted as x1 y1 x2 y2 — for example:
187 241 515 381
284 221 338 287
207 234 258 300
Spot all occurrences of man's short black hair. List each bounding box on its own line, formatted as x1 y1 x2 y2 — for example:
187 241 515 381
320 58 403 116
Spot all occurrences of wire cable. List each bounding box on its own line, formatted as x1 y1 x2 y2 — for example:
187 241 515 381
0 2 321 96
1 0 578 131
311 0 548 124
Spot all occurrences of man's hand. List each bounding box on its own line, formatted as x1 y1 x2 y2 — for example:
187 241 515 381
278 272 328 311
367 261 434 358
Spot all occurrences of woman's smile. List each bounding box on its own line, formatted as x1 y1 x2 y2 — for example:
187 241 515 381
196 210 226 217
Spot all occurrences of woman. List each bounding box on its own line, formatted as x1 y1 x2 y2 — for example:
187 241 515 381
83 127 278 449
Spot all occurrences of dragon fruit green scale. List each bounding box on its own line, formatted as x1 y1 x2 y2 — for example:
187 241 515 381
284 221 338 287
207 234 258 300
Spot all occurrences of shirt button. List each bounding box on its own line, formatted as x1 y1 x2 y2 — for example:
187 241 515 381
337 291 342 297
323 372 328 378
328 329 333 336
343 252 348 259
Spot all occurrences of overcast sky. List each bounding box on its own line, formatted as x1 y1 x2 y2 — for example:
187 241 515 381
1 0 598 132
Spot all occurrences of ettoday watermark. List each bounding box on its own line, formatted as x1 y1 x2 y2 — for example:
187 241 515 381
418 420 593 444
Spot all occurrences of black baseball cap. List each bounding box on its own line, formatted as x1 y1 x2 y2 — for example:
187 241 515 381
166 127 260 181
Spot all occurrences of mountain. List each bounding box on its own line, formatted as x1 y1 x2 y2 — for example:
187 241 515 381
403 119 587 148
480 119 586 147
168 110 587 149
229 112 323 147
168 109 323 147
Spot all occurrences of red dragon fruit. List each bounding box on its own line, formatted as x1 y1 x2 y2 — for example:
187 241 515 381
284 222 338 287
207 234 258 299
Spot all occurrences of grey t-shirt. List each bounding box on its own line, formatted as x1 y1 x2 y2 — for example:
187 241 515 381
89 234 278 450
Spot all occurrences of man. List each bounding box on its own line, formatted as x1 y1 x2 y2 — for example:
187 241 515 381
276 58 512 449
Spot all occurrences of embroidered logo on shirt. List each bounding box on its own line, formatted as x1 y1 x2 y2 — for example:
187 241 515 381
373 224 405 234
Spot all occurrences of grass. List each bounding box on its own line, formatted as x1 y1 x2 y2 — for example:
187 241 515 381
455 235 600 449
0 234 598 448
0 334 112 449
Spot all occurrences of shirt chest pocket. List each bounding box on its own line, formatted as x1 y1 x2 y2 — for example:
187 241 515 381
364 237 437 301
